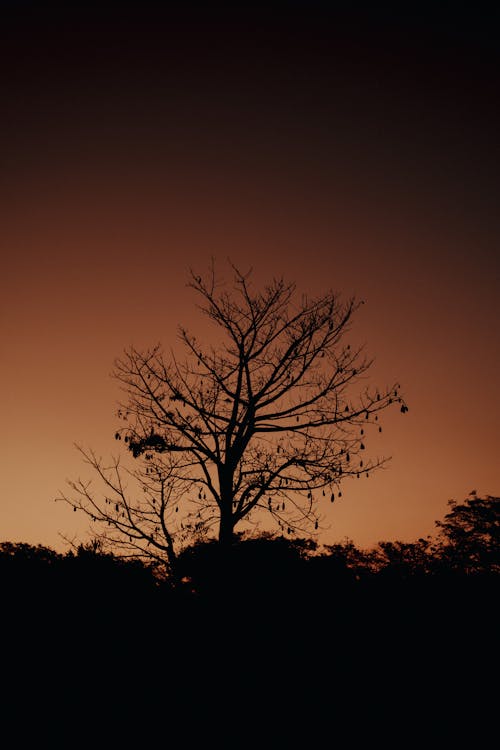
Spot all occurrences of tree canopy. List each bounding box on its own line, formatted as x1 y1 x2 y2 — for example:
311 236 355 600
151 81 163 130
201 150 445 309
434 492 500 574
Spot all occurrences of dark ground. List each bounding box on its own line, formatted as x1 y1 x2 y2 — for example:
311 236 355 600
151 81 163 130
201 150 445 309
1 551 497 747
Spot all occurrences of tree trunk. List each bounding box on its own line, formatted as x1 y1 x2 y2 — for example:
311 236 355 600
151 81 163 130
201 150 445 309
216 507 236 598
218 466 235 548
219 510 235 547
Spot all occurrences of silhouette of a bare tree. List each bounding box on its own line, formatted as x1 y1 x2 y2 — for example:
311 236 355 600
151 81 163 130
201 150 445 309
58 261 407 570
57 445 184 575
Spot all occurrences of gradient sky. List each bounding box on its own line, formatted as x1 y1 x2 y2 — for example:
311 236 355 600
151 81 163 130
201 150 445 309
1 2 499 553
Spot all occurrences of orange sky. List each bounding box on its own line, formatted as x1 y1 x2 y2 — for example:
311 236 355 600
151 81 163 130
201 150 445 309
1 2 499 553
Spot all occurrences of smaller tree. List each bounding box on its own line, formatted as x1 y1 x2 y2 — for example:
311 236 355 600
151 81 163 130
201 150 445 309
434 492 500 575
372 538 438 578
56 444 197 578
319 538 379 579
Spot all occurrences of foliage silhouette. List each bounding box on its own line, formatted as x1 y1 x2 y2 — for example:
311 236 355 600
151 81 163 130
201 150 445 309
434 491 500 574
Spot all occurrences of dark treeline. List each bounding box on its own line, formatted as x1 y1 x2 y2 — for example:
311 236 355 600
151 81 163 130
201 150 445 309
2 494 498 747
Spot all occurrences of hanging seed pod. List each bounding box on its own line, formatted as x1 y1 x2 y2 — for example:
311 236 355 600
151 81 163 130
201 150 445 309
322 489 325 496
175 506 178 512
379 426 382 433
330 493 335 503
73 507 77 512
315 520 318 529
339 491 342 497
115 504 119 512
360 460 363 467
360 443 365 450
360 429 364 435
346 453 350 462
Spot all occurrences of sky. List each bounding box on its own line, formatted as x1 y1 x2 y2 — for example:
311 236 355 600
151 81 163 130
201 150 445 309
1 1 499 554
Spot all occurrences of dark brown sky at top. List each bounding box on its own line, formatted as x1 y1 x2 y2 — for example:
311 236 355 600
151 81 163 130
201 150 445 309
1 1 499 551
